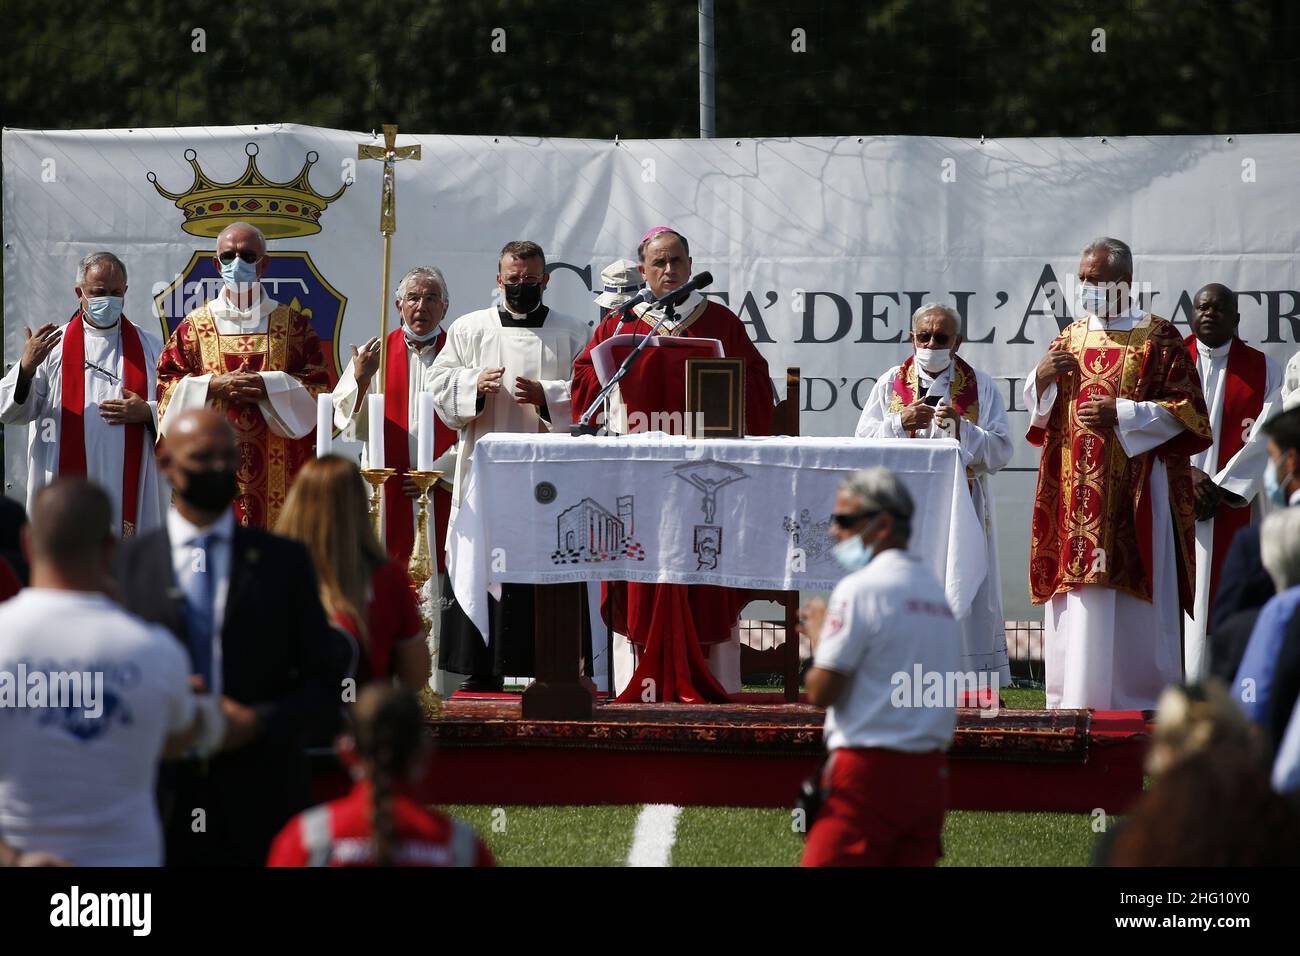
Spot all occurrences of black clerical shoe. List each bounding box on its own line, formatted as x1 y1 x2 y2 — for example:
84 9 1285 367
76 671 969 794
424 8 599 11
459 676 505 693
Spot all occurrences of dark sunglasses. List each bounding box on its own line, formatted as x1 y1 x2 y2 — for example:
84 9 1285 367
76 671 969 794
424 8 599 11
830 510 879 529
912 331 952 346
218 250 260 265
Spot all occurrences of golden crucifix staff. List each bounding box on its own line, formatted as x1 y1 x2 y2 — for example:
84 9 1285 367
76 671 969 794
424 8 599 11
358 124 421 392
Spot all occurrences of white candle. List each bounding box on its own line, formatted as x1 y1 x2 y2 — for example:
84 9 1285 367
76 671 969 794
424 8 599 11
316 393 332 458
417 392 435 472
367 394 385 469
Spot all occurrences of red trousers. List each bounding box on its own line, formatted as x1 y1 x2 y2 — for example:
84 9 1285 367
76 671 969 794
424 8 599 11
801 747 947 867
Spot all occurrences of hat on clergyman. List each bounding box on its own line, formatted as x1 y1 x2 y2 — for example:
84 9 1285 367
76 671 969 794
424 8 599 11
594 258 643 308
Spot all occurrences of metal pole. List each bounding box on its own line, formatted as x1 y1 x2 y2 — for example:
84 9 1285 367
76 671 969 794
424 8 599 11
698 0 716 138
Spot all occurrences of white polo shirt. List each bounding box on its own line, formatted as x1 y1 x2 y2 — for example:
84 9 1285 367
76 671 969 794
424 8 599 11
0 589 195 866
814 549 962 753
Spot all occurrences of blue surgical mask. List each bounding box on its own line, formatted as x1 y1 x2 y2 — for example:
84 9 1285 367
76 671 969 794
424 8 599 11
1077 282 1108 318
833 532 876 572
1265 456 1294 506
220 255 259 293
82 295 123 328
403 323 441 344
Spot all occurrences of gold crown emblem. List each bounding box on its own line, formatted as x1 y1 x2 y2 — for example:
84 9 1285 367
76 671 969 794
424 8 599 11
148 143 348 239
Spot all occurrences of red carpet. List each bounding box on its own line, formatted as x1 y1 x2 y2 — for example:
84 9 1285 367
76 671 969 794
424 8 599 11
400 694 1149 814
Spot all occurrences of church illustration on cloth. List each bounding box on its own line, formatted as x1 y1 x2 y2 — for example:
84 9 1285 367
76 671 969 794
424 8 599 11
552 496 644 564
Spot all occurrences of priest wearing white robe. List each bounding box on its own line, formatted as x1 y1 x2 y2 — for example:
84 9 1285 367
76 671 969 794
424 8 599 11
855 302 1012 685
331 265 459 693
0 252 165 537
432 240 591 691
1183 283 1283 682
1025 238 1211 711
156 222 330 528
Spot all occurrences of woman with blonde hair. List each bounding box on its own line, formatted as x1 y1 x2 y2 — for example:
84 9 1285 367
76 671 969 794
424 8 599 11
277 455 429 689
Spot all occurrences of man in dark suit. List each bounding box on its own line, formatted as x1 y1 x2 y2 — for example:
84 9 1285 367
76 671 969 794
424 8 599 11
1209 406 1300 680
115 408 344 866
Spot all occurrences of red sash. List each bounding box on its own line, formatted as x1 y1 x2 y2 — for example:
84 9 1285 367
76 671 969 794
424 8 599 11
58 314 148 536
382 328 456 568
1186 335 1269 608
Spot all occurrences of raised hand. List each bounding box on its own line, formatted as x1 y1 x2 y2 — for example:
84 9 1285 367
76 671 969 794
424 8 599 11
350 336 381 383
19 324 62 379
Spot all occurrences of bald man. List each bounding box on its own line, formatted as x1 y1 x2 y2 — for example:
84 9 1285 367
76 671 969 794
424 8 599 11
0 478 222 866
1184 282 1283 681
156 222 331 528
114 408 344 866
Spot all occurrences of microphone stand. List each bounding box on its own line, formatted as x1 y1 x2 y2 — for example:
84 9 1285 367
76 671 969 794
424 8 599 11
571 295 680 436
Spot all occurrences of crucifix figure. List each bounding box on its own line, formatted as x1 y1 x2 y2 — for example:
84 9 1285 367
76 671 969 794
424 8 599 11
674 465 747 524
358 124 421 391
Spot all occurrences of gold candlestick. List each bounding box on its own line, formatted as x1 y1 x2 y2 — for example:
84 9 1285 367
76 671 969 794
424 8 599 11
360 467 397 541
406 469 444 719
405 469 442 600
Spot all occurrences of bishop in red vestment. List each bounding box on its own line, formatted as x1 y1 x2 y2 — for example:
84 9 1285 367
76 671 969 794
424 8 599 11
570 228 774 703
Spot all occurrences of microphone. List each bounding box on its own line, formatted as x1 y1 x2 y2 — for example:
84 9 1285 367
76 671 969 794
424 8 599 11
611 285 659 328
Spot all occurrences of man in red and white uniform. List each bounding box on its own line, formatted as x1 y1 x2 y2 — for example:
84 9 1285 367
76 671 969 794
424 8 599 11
799 468 961 867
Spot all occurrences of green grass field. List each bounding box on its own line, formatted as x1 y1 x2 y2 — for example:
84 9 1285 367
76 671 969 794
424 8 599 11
443 804 1104 867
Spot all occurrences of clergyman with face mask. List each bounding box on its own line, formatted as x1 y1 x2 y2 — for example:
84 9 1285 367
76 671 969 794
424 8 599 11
0 251 167 536
155 221 331 528
429 240 591 692
1024 237 1212 711
855 302 1013 687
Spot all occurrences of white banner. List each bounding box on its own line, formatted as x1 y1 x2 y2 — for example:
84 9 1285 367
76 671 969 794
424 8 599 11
6 125 1300 617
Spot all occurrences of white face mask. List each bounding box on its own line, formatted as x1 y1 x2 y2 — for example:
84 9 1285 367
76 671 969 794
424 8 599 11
914 347 951 374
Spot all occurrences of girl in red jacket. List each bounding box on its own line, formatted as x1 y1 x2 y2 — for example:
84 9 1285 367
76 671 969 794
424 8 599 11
268 685 493 867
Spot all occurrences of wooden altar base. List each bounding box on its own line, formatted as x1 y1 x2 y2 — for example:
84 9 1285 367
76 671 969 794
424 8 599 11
409 694 1149 814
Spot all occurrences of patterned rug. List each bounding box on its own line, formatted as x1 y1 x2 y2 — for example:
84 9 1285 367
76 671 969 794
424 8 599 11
431 697 1096 761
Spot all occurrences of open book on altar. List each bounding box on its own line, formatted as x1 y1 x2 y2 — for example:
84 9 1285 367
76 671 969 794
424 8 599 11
590 333 724 387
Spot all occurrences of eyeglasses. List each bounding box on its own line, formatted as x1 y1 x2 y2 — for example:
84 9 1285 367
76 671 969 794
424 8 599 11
912 331 952 346
500 276 544 287
403 293 444 304
218 250 260 265
830 510 879 529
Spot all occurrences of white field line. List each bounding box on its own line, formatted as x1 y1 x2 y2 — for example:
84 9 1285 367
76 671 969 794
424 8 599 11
626 804 682 867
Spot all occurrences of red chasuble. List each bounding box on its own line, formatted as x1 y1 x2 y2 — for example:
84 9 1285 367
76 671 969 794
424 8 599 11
156 303 330 528
59 313 148 536
571 300 774 704
1185 334 1270 613
382 327 456 570
1027 315 1211 614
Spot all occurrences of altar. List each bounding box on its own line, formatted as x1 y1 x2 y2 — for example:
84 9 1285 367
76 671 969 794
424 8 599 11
446 433 988 714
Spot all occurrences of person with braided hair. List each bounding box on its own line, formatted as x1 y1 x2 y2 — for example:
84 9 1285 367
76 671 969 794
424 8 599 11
266 685 493 867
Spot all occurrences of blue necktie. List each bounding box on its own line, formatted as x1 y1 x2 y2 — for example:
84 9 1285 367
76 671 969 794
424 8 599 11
182 532 217 687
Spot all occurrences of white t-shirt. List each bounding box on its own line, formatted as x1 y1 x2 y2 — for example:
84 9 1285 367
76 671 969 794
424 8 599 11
814 549 962 753
0 589 195 866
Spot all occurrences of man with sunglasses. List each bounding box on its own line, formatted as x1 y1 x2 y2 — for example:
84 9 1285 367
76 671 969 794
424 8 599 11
156 221 331 528
0 251 167 537
855 302 1012 688
798 468 960 866
431 240 590 692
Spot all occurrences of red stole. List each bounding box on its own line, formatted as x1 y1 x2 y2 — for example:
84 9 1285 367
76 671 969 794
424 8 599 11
1186 334 1269 610
58 314 148 536
382 328 455 569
